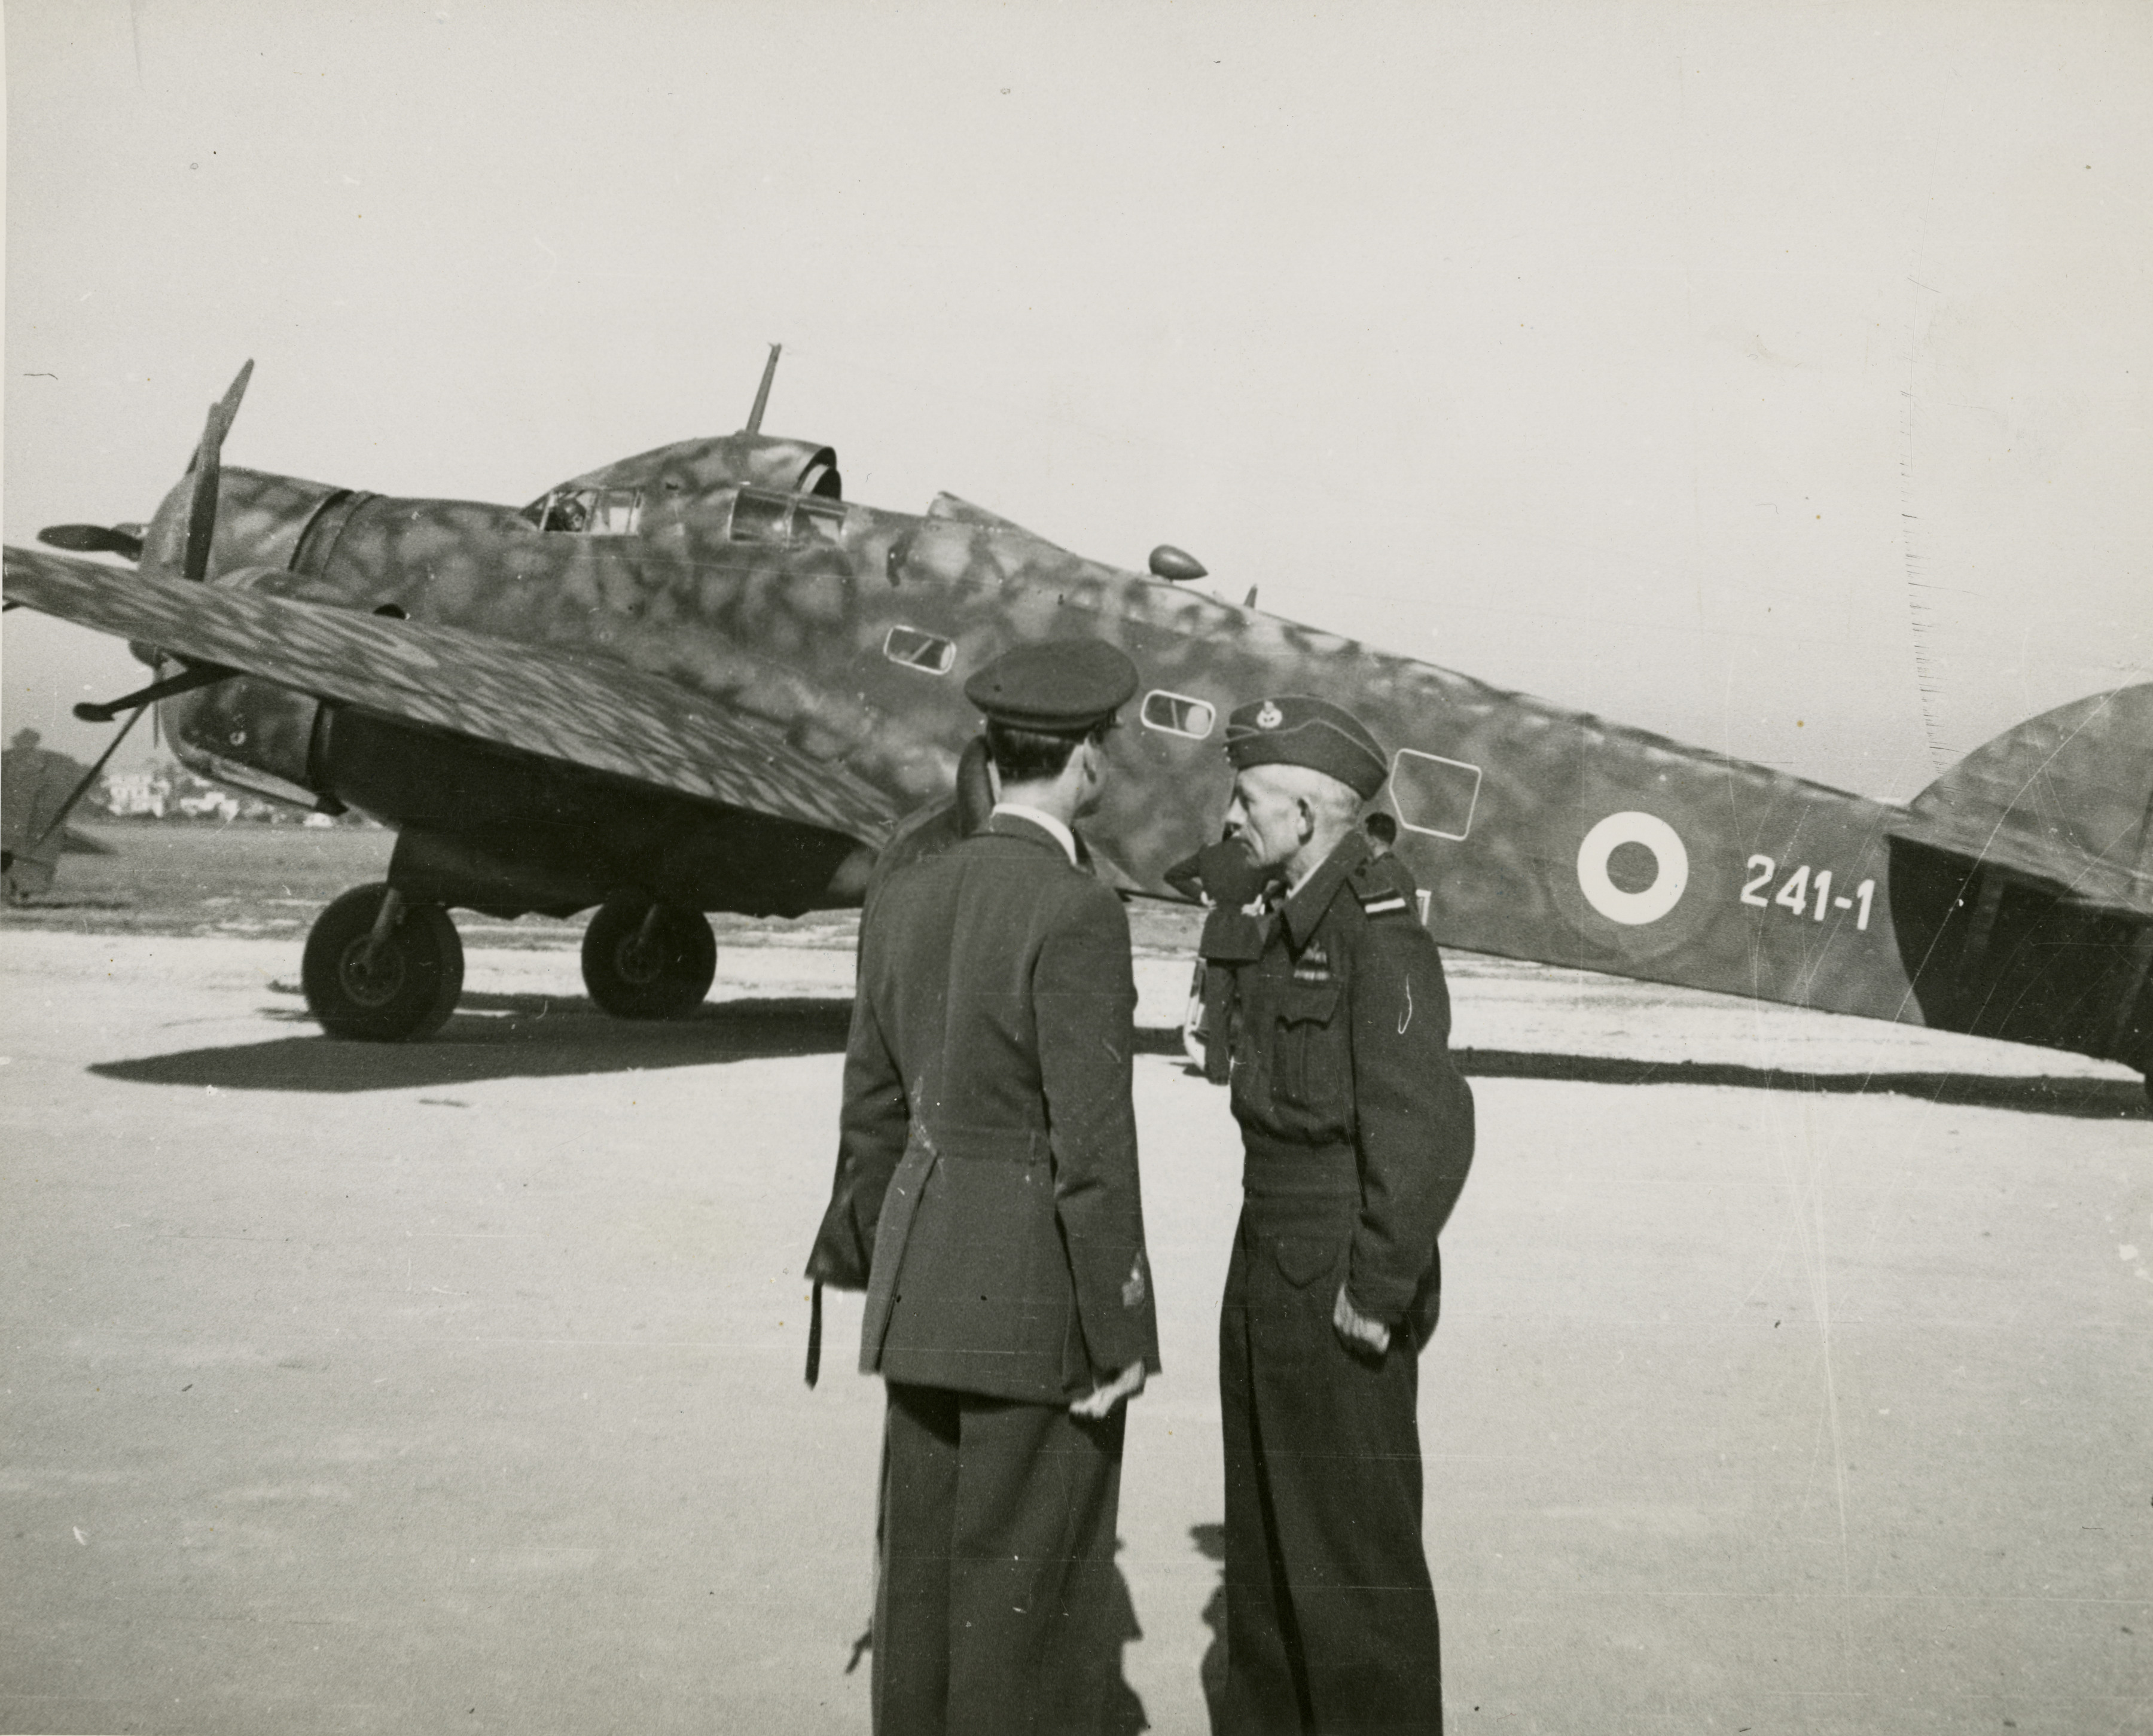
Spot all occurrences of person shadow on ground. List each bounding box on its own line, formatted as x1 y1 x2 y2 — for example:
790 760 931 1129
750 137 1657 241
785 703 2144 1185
1193 1521 1228 1734
841 1537 1152 1734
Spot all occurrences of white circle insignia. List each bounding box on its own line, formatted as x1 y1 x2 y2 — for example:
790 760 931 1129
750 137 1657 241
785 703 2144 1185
1255 700 1283 729
1575 811 1689 926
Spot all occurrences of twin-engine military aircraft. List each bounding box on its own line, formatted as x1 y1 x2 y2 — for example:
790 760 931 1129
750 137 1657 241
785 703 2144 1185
5 352 2149 1105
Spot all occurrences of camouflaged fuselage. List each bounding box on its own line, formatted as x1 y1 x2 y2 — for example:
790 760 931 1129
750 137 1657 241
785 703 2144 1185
139 429 2153 1069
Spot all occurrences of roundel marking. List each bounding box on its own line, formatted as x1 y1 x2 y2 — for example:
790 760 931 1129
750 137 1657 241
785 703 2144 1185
1576 811 1689 926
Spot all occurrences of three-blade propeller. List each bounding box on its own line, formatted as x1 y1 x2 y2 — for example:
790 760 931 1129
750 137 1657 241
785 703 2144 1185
14 362 257 868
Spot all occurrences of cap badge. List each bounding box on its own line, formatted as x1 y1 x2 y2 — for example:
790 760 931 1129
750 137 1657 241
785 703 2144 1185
1256 700 1284 730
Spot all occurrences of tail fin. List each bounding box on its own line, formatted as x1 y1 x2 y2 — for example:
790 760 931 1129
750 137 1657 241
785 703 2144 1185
1904 684 2153 908
1888 684 2153 1073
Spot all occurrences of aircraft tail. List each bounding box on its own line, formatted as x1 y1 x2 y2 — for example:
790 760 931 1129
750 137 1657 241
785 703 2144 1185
1901 684 2153 910
1886 683 2153 1072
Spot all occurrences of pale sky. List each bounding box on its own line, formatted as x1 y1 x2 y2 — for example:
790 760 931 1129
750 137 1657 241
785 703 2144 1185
6 0 2149 801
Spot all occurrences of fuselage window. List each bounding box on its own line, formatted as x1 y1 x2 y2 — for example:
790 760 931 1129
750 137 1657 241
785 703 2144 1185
526 487 642 535
590 490 642 535
1389 749 1482 841
730 489 792 543
883 625 956 676
794 495 846 543
1140 690 1216 739
730 486 849 546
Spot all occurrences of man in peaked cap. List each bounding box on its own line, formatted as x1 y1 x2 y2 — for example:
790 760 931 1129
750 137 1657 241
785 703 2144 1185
806 636 1161 1735
1204 693 1475 1735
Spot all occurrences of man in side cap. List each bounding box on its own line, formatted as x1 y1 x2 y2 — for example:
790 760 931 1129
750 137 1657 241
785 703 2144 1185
806 637 1161 1735
1207 694 1476 1735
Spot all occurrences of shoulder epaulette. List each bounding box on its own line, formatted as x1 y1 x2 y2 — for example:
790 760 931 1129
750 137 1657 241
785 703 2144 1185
1349 857 1413 919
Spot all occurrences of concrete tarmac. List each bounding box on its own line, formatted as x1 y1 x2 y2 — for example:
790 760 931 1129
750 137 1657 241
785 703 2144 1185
2 930 2148 1735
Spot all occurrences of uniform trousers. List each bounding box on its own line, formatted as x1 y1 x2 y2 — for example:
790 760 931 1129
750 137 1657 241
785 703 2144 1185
875 1381 1127 1736
1218 1188 1443 1736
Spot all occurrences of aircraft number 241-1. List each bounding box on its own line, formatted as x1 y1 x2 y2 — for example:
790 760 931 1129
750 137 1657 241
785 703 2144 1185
1742 856 1876 930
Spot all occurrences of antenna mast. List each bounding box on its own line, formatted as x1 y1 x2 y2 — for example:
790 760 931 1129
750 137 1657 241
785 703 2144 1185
744 343 782 434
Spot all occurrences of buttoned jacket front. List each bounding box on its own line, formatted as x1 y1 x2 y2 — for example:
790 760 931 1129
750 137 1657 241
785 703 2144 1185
1221 832 1476 1341
807 812 1161 1403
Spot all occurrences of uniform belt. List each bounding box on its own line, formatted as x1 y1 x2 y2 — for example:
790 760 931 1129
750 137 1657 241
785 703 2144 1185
911 1122 1050 1165
1240 1133 1357 1198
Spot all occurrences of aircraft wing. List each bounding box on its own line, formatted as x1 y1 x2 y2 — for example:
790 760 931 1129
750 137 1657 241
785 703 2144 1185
4 546 898 846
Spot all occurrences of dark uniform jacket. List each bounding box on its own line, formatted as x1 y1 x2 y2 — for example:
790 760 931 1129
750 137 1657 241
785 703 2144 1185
807 812 1161 1404
1218 832 1475 1344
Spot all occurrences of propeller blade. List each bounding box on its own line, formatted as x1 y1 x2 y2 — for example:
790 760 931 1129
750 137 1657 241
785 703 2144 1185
38 523 145 562
180 412 222 584
214 358 255 431
181 360 254 585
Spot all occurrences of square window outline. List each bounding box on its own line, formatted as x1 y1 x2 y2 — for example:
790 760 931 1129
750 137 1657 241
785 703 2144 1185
1139 689 1217 740
883 625 956 676
727 486 795 545
1389 748 1481 842
587 487 643 536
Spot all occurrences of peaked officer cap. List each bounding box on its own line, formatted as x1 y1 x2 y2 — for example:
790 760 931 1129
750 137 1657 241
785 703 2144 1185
964 639 1139 734
1224 694 1389 799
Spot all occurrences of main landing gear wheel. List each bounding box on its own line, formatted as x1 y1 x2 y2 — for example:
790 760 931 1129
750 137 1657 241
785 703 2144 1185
302 882 465 1042
581 893 716 1020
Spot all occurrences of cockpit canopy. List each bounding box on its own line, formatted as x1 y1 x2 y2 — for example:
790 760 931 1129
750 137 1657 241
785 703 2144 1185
523 485 645 535
530 432 841 524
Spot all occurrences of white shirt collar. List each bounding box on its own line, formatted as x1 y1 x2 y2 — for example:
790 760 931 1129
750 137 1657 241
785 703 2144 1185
991 802 1078 866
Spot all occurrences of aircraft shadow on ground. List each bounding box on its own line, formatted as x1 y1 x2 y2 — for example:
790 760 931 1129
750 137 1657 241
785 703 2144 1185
1164 1041 2142 1118
1447 1047 2148 1119
1152 1035 2144 1118
88 992 2143 1116
90 990 855 1093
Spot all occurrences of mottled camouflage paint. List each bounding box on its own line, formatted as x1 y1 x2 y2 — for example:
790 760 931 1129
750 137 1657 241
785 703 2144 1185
3 549 893 843
8 417 2150 1075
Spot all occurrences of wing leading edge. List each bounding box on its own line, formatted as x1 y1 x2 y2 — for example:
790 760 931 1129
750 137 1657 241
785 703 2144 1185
2 545 896 847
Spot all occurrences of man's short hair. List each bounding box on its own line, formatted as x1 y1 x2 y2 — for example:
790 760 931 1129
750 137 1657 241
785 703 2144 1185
1365 811 1398 847
984 718 1109 785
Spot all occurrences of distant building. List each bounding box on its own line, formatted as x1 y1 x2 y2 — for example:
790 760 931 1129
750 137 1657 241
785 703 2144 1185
176 788 241 822
91 756 368 827
103 770 169 819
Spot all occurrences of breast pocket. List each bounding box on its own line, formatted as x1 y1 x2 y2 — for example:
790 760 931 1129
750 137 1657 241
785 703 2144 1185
1274 981 1341 1108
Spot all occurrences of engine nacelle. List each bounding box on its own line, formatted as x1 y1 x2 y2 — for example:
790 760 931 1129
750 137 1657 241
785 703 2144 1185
164 677 329 811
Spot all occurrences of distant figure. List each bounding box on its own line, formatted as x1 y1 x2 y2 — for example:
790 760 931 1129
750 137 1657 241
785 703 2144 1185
1364 808 1398 857
806 639 1160 1735
2 728 96 902
1207 694 1475 1735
